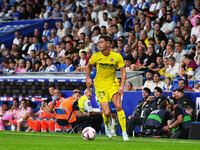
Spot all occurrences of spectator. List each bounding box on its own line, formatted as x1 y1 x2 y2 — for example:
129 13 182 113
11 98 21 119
163 44 174 59
56 21 67 40
25 60 32 72
163 77 173 92
21 36 31 57
151 55 164 74
32 61 41 72
13 31 21 46
63 57 75 72
134 70 154 92
165 56 180 77
42 22 51 37
16 59 26 73
173 42 187 63
153 72 165 90
191 17 200 39
50 29 60 46
62 14 72 33
161 13 176 39
29 50 39 65
179 54 198 79
47 43 56 60
125 82 133 91
27 36 42 55
45 57 57 72
50 4 62 19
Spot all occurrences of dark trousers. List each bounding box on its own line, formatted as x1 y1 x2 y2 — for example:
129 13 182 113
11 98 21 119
126 116 142 137
171 128 189 139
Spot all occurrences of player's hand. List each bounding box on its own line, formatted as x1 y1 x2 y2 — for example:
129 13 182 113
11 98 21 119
118 86 124 95
86 77 93 89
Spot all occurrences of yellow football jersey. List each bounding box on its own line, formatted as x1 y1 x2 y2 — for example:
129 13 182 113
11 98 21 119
89 51 124 90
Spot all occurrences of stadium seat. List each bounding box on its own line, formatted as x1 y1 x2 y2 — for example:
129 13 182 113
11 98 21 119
59 64 67 72
54 63 60 71
188 80 194 89
172 80 179 89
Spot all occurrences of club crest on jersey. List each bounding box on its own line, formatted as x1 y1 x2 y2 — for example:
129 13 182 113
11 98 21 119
110 58 114 62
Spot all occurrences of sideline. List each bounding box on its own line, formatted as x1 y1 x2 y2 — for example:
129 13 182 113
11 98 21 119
0 131 200 144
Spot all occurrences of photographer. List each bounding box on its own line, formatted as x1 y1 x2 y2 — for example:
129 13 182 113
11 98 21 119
126 88 154 136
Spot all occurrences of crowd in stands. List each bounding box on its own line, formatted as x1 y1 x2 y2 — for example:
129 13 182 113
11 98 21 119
0 0 200 91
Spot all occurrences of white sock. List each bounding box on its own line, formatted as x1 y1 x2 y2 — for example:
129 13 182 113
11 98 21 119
111 118 117 125
11 125 15 131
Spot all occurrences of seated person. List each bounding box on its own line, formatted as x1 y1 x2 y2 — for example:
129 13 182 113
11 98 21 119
169 104 193 139
143 98 172 137
78 89 103 133
56 91 92 133
126 88 154 137
0 102 12 130
10 99 32 131
62 57 75 72
179 54 198 79
153 87 166 109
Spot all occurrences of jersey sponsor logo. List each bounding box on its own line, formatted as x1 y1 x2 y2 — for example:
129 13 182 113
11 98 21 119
99 63 114 68
110 58 114 62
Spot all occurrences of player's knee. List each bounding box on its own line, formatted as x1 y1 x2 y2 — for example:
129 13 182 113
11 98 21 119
116 105 122 112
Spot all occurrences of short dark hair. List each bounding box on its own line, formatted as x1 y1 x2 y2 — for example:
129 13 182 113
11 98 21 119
154 72 161 77
169 56 175 61
99 35 113 42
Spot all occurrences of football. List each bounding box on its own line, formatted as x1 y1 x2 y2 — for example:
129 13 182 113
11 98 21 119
81 127 96 140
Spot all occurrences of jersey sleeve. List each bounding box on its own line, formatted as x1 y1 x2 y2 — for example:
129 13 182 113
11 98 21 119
117 54 125 69
89 53 97 66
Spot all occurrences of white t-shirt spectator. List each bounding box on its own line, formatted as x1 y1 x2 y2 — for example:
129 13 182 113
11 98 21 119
191 25 200 39
77 26 89 36
149 2 161 13
166 63 180 76
98 10 108 24
13 38 20 45
153 81 165 90
161 21 176 38
143 80 155 92
173 50 187 63
45 64 57 72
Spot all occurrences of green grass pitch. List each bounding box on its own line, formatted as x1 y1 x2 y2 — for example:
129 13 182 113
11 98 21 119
0 131 200 150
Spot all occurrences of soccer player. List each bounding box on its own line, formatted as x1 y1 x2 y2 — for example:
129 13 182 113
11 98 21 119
86 35 129 141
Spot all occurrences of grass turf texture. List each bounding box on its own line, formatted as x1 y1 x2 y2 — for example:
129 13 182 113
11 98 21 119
0 131 200 150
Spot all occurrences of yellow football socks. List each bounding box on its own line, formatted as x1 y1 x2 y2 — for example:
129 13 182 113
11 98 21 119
117 110 126 132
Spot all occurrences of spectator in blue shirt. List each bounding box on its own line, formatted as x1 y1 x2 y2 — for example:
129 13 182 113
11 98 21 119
41 35 50 52
50 29 60 46
11 5 20 20
42 22 51 37
63 57 75 72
